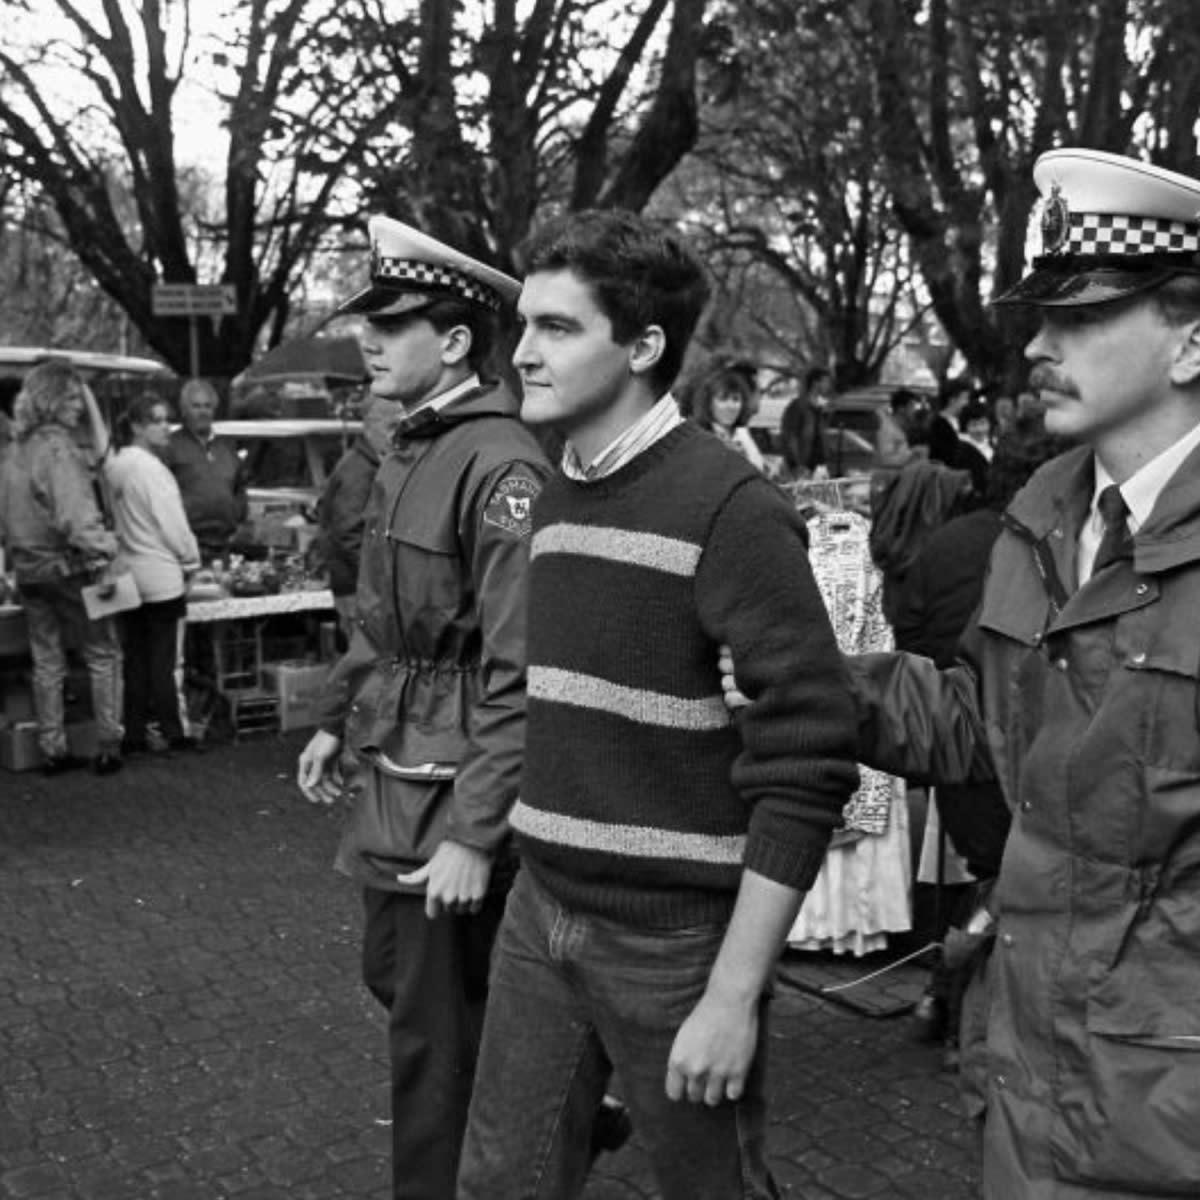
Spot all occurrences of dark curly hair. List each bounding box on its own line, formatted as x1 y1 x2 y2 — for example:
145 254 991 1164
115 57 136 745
520 209 711 394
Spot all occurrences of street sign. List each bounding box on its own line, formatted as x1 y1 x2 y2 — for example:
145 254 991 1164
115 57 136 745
152 283 237 317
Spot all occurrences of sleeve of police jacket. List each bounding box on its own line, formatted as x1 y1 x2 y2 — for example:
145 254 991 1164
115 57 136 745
842 641 995 787
445 459 547 853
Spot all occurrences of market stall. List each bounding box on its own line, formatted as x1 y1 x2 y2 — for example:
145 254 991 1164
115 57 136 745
183 570 337 737
0 566 338 768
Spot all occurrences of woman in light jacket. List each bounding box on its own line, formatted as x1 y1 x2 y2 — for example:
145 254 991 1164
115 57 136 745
103 394 201 753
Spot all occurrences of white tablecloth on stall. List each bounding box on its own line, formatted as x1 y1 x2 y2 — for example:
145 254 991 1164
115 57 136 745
186 589 335 624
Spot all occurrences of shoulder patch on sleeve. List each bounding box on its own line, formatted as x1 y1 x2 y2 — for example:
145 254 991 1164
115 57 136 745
482 471 542 538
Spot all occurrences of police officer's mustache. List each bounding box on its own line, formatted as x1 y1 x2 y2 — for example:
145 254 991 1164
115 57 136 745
1028 366 1077 397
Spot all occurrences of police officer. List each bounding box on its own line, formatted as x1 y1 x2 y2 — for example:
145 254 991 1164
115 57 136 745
297 217 550 1199
729 148 1200 1198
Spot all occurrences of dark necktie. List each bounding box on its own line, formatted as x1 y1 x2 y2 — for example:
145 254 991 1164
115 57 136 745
1092 484 1132 575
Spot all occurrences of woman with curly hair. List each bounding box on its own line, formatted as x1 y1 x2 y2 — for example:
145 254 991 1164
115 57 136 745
0 360 124 774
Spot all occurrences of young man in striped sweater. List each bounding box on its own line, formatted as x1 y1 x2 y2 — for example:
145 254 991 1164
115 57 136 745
456 211 860 1200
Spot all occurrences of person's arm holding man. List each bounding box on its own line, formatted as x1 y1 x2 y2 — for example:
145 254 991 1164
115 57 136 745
720 630 996 794
669 480 860 1105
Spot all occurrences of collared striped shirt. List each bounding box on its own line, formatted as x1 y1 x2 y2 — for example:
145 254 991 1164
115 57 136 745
561 393 682 482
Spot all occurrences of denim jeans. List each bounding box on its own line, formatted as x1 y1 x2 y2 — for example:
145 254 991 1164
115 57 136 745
21 576 123 757
457 869 779 1200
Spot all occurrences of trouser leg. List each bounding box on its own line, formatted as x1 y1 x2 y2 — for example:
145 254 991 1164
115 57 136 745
460 870 779 1200
120 607 151 743
21 587 69 758
584 915 779 1200
173 618 191 737
362 886 507 1200
457 871 613 1200
78 607 123 753
144 602 184 741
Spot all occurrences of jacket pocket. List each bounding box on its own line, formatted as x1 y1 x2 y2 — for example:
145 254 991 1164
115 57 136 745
337 771 455 890
1056 859 1200 1192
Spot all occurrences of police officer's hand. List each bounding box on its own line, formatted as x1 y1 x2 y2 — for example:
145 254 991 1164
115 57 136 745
297 729 343 805
717 645 750 711
397 841 492 919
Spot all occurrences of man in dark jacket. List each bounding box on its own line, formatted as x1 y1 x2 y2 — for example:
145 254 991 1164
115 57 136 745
163 378 247 562
780 365 833 479
927 376 972 468
729 148 1200 1199
314 396 401 636
296 217 551 1200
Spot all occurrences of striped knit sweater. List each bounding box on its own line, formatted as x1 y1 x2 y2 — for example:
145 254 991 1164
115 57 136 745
511 422 860 928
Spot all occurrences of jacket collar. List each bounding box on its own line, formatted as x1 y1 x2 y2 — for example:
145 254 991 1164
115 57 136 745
1006 440 1200 575
393 377 520 441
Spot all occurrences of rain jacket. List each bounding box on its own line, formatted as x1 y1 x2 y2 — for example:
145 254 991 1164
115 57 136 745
848 441 1200 1199
315 434 381 598
0 424 116 583
316 380 550 892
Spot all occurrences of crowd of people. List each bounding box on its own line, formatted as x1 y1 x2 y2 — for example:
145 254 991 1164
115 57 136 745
297 146 1200 1200
4 144 1200 1200
0 371 247 775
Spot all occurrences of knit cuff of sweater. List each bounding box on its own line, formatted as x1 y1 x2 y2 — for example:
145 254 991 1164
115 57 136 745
744 830 830 894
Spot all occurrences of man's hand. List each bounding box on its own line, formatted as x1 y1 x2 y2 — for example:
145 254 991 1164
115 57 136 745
717 644 750 712
665 986 759 1106
396 841 493 919
297 729 343 805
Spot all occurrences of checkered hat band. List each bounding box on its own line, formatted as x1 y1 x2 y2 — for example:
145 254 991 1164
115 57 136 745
373 256 501 310
1064 213 1200 257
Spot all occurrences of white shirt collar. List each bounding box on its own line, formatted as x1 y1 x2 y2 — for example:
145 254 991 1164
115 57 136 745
562 393 682 482
402 373 481 422
1091 416 1200 533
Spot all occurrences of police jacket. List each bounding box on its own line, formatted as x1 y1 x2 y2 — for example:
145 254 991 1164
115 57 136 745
317 379 550 878
848 441 1200 1199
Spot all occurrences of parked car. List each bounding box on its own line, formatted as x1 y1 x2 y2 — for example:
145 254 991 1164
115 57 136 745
208 417 361 521
0 345 175 426
748 384 932 478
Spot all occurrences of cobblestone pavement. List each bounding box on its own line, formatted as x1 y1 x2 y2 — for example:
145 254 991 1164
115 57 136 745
1 734 980 1199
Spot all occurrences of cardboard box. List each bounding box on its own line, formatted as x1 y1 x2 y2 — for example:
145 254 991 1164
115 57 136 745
262 660 329 731
0 720 97 772
0 722 40 772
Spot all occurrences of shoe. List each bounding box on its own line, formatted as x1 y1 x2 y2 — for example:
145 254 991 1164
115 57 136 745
93 753 124 776
912 990 948 1044
589 1097 633 1161
41 753 89 777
